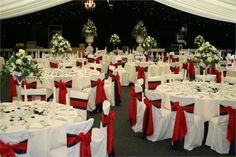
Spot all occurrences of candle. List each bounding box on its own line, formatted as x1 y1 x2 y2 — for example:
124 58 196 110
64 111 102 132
203 69 206 82
80 52 83 58
184 69 187 80
77 51 79 58
24 85 28 102
66 93 70 112
53 87 57 102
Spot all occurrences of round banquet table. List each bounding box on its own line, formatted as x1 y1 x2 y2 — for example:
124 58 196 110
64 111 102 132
155 81 236 122
0 101 80 157
124 61 170 83
39 67 101 91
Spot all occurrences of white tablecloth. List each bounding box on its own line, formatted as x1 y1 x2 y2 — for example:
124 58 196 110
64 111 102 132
155 81 236 122
124 62 170 83
0 101 80 157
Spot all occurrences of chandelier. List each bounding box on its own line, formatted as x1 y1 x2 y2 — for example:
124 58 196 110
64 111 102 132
84 0 96 10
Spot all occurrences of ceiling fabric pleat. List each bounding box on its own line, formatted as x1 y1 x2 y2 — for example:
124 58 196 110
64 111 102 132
0 0 72 20
154 0 236 23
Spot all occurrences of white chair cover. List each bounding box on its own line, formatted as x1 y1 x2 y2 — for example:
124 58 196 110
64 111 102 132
83 73 105 112
0 130 28 157
68 89 89 121
132 82 146 133
20 88 47 102
145 90 172 141
169 95 204 151
205 103 235 154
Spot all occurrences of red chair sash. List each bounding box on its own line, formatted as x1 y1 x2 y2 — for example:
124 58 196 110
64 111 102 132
136 66 148 88
91 79 107 106
10 75 17 100
170 55 179 62
0 140 27 157
215 70 221 83
111 74 122 100
183 60 195 79
21 95 46 101
67 132 92 157
207 64 216 74
129 86 137 127
50 62 58 68
220 105 236 144
170 66 180 74
171 102 194 142
54 80 72 104
21 81 37 89
87 58 95 63
148 81 161 90
142 98 154 136
70 97 88 110
101 111 115 155
95 56 102 64
76 61 87 67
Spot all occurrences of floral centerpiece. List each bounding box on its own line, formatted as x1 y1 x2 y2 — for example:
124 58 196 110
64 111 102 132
142 36 157 51
194 35 205 47
2 49 42 82
132 21 148 52
82 19 97 38
109 34 121 47
50 33 72 55
132 21 148 39
193 41 221 68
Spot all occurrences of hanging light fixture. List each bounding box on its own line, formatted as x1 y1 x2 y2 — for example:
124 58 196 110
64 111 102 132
84 0 96 11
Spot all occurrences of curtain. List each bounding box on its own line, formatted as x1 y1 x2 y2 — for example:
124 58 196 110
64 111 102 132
0 0 72 20
154 0 236 23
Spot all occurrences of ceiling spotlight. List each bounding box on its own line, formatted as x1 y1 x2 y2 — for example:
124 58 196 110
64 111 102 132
84 0 96 11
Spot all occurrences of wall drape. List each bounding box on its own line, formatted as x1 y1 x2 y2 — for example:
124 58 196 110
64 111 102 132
154 0 236 23
0 0 72 20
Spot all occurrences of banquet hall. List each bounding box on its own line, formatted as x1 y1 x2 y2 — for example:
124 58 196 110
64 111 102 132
0 0 236 156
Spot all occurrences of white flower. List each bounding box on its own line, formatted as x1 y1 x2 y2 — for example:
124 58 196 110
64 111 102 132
207 56 212 62
16 52 21 57
15 59 22 65
26 55 32 61
19 49 25 55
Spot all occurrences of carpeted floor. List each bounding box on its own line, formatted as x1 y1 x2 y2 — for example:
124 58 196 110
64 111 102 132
88 86 233 157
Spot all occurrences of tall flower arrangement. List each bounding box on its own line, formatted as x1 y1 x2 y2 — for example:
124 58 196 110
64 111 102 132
82 19 97 38
109 34 121 47
50 33 72 55
132 21 148 38
2 49 42 82
142 36 157 51
194 35 205 47
193 41 221 68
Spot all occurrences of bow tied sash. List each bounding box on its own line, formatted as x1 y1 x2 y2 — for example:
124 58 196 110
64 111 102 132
170 66 180 74
76 61 87 67
91 79 107 106
101 111 115 155
128 86 142 127
0 140 27 157
136 66 148 86
148 81 161 90
171 102 194 142
182 60 195 79
67 132 92 157
220 105 236 144
54 80 72 104
142 98 162 137
50 62 58 68
21 81 37 89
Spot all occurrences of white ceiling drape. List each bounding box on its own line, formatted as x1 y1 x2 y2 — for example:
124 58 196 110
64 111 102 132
154 0 236 23
0 0 72 20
